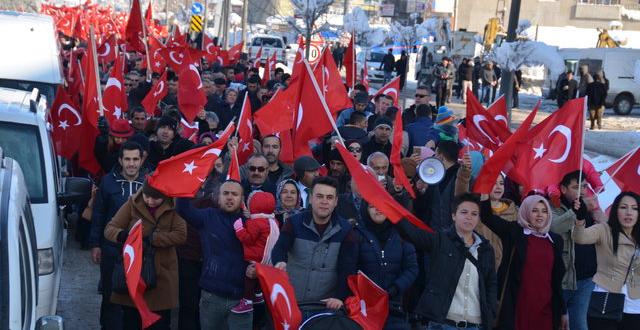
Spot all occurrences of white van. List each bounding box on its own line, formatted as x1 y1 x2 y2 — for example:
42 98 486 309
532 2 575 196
0 88 91 318
0 147 64 329
0 11 63 107
559 48 640 115
248 34 288 65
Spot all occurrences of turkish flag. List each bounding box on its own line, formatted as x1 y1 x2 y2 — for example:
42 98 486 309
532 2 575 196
237 94 255 164
159 46 188 73
255 264 302 330
276 130 295 164
345 271 389 330
79 37 102 175
313 48 352 113
177 60 207 122
102 52 128 124
261 53 272 86
125 0 144 52
226 148 241 181
168 27 188 48
361 58 369 91
50 86 83 159
336 143 432 232
254 82 296 136
510 97 586 193
123 220 161 329
290 37 305 82
473 101 539 194
73 12 88 41
144 36 167 74
344 34 356 88
487 95 508 130
179 118 199 143
97 34 117 63
373 76 401 107
227 42 243 65
457 123 485 154
141 69 168 115
147 123 235 197
605 146 640 195
253 47 263 69
202 34 221 64
144 1 153 23
391 109 416 198
465 89 512 151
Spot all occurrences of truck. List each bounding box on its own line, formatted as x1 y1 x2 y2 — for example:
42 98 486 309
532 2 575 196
558 47 640 115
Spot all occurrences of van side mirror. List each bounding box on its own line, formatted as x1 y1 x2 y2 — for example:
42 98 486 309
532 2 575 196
36 315 64 329
57 177 92 206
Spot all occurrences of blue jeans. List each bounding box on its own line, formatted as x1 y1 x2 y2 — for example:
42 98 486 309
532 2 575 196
383 70 393 84
481 85 493 105
427 321 481 330
200 291 252 330
563 278 595 330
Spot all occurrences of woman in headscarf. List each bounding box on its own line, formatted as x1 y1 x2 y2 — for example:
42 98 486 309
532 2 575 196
274 178 302 225
480 194 568 330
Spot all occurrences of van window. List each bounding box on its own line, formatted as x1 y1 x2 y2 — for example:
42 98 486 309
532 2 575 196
251 37 283 48
0 123 47 203
0 79 56 108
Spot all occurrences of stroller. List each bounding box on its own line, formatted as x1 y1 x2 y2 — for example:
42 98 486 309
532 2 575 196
297 302 362 330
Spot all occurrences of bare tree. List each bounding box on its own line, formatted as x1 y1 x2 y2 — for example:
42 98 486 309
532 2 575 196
288 0 334 60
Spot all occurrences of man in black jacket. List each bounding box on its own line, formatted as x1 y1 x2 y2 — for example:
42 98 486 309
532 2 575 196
586 73 607 130
557 71 578 108
380 48 396 84
147 116 194 169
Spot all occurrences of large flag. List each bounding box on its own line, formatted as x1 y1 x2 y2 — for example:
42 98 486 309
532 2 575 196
345 271 389 330
177 60 207 122
373 76 401 107
227 42 244 65
79 33 102 175
465 89 512 151
509 97 586 193
254 86 296 135
473 102 539 193
605 146 640 195
147 123 235 197
255 264 302 330
313 48 352 113
391 109 416 198
123 220 161 328
125 0 144 52
160 46 188 73
487 95 508 129
141 69 168 115
336 143 432 232
237 94 255 164
97 34 117 64
253 47 263 69
50 86 83 159
344 34 356 88
102 52 127 123
145 36 167 74
290 37 305 81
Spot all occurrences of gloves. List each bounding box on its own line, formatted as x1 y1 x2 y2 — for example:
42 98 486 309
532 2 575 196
233 218 244 232
97 116 109 136
116 230 127 243
573 200 589 221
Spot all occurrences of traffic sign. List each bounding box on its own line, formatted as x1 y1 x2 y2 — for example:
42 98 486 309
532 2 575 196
190 15 203 32
191 2 204 15
308 44 321 63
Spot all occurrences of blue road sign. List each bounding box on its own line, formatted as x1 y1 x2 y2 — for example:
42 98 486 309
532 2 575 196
191 2 204 15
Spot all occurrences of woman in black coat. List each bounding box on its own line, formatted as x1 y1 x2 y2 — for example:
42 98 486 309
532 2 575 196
355 202 418 330
395 51 408 91
394 193 497 330
480 194 568 330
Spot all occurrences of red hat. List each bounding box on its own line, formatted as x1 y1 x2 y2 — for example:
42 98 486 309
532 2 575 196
109 119 134 138
248 191 275 215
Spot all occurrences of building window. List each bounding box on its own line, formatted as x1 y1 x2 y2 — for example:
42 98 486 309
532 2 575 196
577 0 621 5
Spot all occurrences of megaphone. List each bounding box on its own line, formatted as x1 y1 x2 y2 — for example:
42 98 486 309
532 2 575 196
417 157 445 185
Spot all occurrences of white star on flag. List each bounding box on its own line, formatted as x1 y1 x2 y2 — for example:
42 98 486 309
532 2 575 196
281 321 290 330
114 106 122 119
242 142 251 151
155 61 161 68
533 143 547 159
183 161 198 175
58 120 69 130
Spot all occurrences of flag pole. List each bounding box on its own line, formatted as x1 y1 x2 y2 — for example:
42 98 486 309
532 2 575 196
89 26 105 117
139 0 153 81
234 95 248 138
77 58 85 86
351 32 356 90
302 58 344 145
596 146 639 195
576 97 587 201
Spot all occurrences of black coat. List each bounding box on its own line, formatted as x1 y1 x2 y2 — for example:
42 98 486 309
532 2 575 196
586 81 607 108
480 200 566 330
148 137 194 169
381 53 396 72
336 193 362 224
395 220 497 328
557 78 578 106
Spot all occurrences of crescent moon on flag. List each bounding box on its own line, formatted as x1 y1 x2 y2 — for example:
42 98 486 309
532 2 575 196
360 299 368 316
472 114 497 145
270 284 293 317
547 125 572 164
105 77 122 91
189 64 203 89
98 42 111 58
216 56 224 65
206 43 216 55
202 147 222 158
383 88 398 103
153 81 165 97
58 103 83 126
296 103 304 129
637 164 640 176
123 244 135 273
169 51 183 65
494 115 508 127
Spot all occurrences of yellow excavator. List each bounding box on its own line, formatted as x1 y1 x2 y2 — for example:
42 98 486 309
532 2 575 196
596 28 621 48
483 17 503 52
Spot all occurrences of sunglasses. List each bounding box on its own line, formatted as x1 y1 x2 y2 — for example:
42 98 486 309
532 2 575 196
348 147 362 153
415 94 429 98
249 166 267 173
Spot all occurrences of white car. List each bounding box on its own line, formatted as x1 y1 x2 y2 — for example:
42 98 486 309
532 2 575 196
247 34 288 65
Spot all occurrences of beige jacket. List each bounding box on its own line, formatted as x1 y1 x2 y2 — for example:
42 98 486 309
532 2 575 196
572 222 640 299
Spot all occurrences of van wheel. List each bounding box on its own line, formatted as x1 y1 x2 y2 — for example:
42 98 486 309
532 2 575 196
613 94 634 115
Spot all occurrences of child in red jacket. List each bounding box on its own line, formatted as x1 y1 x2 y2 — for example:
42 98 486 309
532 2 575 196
231 191 280 313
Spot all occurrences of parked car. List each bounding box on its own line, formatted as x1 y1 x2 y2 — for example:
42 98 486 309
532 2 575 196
0 146 70 329
247 34 288 65
0 87 91 318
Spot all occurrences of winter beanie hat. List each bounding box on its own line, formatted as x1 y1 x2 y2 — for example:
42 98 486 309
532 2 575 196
247 191 276 217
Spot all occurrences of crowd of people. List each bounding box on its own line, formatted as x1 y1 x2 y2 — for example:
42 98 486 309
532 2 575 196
58 32 640 330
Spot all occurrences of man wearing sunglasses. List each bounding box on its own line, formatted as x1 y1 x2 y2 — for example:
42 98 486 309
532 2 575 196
402 85 435 125
241 154 276 197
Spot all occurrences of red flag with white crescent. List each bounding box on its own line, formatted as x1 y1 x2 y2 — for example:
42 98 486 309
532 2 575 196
255 264 302 330
226 148 241 181
102 52 128 124
97 34 117 63
373 76 401 107
465 89 512 151
237 94 255 165
345 271 389 330
313 48 352 113
50 86 83 159
605 146 640 195
141 70 168 116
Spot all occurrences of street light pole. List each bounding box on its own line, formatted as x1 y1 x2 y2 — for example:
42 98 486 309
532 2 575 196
241 0 248 51
500 0 521 126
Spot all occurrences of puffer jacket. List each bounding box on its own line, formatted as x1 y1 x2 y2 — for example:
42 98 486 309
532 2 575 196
89 167 145 251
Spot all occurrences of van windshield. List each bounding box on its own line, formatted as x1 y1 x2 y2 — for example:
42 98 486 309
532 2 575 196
0 122 46 203
251 37 283 48
0 79 56 108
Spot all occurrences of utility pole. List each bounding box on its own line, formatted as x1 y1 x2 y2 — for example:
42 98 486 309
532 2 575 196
241 0 248 51
343 0 349 15
500 0 522 126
